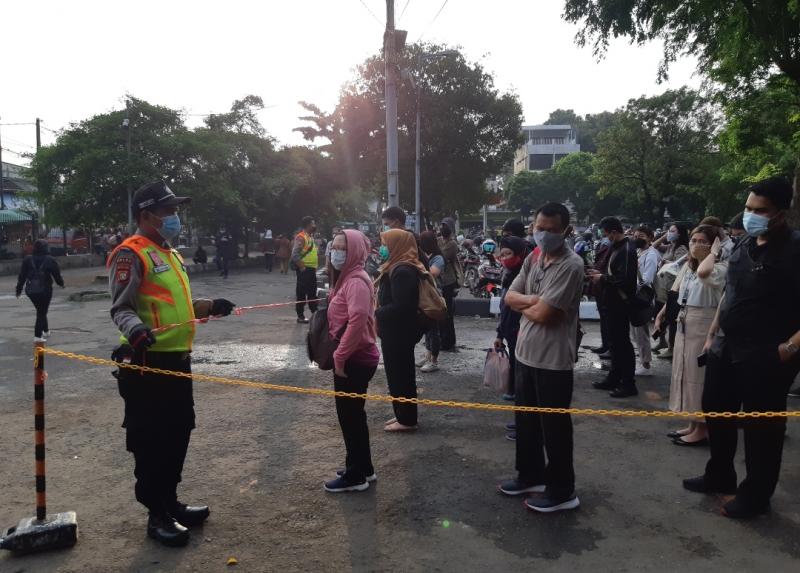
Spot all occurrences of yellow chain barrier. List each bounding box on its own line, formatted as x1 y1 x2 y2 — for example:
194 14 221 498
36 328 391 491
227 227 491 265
37 347 800 419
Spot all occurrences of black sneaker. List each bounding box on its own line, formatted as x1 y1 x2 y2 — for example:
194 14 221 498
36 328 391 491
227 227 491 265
609 385 638 398
592 378 617 390
524 493 580 513
590 346 608 354
297 317 309 324
336 469 377 482
505 423 516 431
721 497 770 519
498 478 545 496
505 432 517 442
598 351 612 360
682 475 737 495
324 475 369 493
147 513 190 547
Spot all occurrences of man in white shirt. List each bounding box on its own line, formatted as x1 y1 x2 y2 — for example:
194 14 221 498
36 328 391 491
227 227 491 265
631 225 661 376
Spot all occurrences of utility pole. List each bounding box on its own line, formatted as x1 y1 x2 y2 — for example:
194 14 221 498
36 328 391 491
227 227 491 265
0 117 5 211
123 101 133 234
384 0 400 208
33 118 41 239
35 118 41 150
414 83 421 233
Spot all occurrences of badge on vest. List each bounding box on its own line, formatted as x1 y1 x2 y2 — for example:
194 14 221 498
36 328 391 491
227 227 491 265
148 251 171 274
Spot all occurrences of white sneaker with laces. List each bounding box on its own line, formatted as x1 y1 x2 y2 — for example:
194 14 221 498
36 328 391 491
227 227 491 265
420 362 439 373
415 357 429 368
42 331 51 340
635 366 653 377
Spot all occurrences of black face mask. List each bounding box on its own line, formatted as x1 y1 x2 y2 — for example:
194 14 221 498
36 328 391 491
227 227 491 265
634 238 647 249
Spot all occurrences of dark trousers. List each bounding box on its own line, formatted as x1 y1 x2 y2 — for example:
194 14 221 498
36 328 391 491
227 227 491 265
515 362 575 498
425 322 441 358
597 302 611 351
440 283 457 350
28 292 52 338
334 361 377 481
506 336 517 395
381 336 418 426
606 303 635 386
702 346 798 508
295 267 318 317
218 255 229 277
120 353 195 515
264 253 274 272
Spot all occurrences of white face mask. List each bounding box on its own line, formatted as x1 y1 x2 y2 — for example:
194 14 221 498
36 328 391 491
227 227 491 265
330 250 347 270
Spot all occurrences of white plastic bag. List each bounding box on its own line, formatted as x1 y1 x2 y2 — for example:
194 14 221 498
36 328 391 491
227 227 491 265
483 348 510 394
489 295 502 315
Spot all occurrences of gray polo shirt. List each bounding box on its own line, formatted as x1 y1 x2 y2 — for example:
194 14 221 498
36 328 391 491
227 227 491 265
509 248 585 371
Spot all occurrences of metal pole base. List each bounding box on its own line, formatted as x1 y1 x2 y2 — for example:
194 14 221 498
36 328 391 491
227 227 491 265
0 511 78 554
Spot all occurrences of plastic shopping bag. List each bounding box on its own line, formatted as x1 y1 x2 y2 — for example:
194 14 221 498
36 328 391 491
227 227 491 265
483 348 510 394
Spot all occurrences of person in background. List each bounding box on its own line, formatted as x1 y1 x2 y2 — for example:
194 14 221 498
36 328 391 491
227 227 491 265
192 244 208 271
323 229 380 493
276 234 292 274
574 232 594 265
631 225 661 377
684 177 800 518
587 217 639 397
656 225 727 446
438 218 460 351
15 239 65 341
728 212 746 244
653 223 690 358
494 235 527 439
326 226 342 263
381 206 407 232
417 231 445 373
502 217 534 254
292 216 319 324
261 230 276 273
376 229 424 433
498 202 585 513
699 216 734 261
589 233 613 357
654 223 690 263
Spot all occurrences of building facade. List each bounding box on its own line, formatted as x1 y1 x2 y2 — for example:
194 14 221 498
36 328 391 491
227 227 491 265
513 124 580 174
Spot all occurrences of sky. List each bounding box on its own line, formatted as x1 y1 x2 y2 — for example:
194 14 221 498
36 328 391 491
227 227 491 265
1 0 701 165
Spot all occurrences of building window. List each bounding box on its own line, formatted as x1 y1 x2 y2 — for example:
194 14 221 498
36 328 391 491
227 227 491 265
529 154 554 170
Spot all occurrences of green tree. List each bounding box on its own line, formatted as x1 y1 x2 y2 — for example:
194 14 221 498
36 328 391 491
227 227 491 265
296 43 524 219
507 169 562 215
544 108 621 152
591 88 717 224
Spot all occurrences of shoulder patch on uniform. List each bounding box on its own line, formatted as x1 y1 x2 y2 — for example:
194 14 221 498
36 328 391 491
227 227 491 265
115 258 132 284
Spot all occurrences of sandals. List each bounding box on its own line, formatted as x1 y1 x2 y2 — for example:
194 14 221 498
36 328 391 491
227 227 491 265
384 421 418 433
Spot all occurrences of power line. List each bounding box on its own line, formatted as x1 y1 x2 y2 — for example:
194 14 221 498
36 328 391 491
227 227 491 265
4 137 35 150
0 122 36 126
416 0 450 42
356 0 383 25
398 0 411 22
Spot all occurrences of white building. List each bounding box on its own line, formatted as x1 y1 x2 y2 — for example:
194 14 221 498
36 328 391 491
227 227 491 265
513 124 580 174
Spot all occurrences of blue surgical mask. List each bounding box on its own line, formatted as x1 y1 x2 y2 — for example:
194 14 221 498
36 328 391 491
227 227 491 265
382 225 392 233
157 214 181 241
379 245 390 261
330 250 347 270
667 231 678 242
600 237 611 247
743 212 770 237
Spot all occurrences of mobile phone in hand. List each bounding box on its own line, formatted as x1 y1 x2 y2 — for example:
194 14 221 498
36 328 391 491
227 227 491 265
697 353 708 368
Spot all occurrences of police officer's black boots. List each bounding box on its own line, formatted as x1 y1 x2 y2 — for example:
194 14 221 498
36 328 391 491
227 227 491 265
170 502 210 527
147 512 190 547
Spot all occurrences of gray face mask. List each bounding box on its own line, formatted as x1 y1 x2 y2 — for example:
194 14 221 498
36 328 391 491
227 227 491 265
533 230 565 254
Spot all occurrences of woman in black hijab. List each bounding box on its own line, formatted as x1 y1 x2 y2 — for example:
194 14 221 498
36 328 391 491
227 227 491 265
15 239 64 340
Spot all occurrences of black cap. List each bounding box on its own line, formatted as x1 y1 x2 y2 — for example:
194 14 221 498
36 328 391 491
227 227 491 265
502 218 526 238
132 181 191 217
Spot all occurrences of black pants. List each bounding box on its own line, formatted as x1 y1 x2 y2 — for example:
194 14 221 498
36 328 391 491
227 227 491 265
597 302 611 351
506 336 517 395
334 361 378 481
28 292 52 338
218 255 229 277
264 253 274 272
119 352 195 514
701 346 798 508
515 362 575 498
295 267 318 318
606 303 635 387
424 322 441 358
440 283 457 350
381 336 418 426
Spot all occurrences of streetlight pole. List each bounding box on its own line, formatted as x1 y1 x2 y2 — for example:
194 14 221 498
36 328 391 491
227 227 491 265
0 117 5 211
385 0 399 208
123 102 132 234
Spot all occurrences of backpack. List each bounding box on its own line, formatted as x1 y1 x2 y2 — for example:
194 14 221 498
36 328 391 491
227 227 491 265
25 258 47 296
391 264 448 326
306 305 343 370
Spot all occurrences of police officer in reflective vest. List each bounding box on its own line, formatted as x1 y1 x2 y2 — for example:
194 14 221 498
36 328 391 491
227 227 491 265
108 181 235 547
291 215 319 323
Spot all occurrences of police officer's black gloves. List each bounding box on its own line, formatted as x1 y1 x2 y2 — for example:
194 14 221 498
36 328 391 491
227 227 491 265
129 324 156 350
211 298 236 316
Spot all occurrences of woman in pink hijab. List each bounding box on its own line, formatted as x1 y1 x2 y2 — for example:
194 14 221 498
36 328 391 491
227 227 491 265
323 229 381 493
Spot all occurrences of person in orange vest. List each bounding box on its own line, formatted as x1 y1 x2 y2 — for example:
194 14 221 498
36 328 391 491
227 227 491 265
291 215 319 323
107 181 234 547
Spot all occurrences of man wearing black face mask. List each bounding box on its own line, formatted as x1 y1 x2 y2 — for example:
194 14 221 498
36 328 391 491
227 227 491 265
587 217 639 397
684 177 800 518
108 181 235 546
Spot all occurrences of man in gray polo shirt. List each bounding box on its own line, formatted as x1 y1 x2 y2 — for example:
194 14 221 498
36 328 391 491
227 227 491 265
497 202 585 513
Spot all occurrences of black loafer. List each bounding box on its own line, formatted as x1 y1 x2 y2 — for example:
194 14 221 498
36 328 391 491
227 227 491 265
667 431 685 439
721 497 770 519
682 475 737 495
672 437 709 447
170 503 210 527
147 513 190 547
609 386 638 398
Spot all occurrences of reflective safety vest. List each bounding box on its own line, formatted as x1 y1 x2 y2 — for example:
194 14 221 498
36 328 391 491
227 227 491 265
110 236 195 352
296 231 318 269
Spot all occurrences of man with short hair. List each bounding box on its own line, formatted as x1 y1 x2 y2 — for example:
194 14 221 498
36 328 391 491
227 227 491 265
292 216 319 324
587 217 639 397
684 177 800 518
438 218 461 350
381 206 407 231
498 202 585 512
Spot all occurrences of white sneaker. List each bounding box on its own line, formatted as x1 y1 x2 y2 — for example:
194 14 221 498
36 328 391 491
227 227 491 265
415 357 429 368
635 366 653 377
34 337 46 343
42 331 51 340
420 362 439 373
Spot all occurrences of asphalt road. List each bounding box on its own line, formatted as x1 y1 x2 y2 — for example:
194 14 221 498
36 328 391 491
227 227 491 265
0 266 798 573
